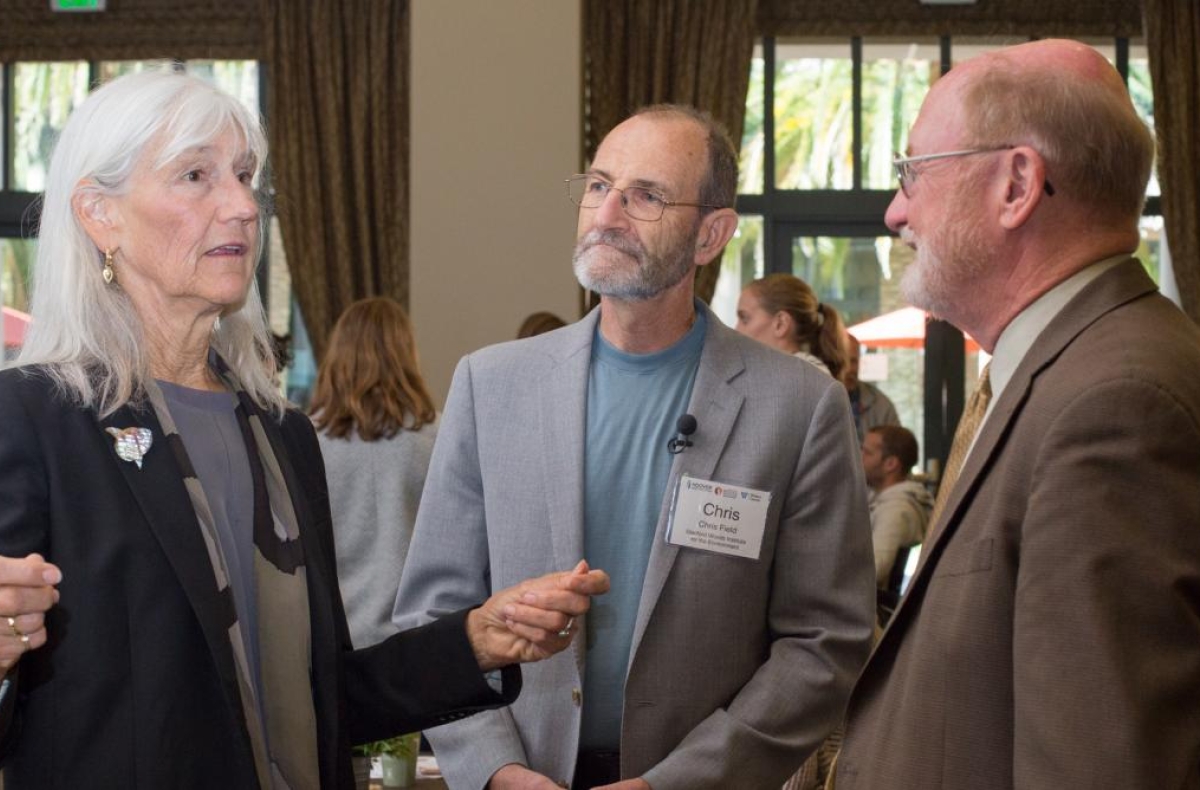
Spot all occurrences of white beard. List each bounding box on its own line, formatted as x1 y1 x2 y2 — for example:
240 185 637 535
899 219 990 322
572 228 694 302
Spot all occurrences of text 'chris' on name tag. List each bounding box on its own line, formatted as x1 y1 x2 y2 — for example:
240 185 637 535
666 474 771 560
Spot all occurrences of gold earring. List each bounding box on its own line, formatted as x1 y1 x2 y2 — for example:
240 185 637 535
102 249 115 284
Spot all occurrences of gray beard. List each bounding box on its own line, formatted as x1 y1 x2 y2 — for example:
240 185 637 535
898 224 989 321
572 228 694 301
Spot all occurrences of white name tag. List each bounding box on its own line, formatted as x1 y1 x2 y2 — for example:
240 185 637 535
666 474 772 560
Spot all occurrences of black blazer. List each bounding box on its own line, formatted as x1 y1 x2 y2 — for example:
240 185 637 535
0 367 516 789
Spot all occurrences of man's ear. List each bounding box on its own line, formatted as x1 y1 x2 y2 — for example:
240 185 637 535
694 208 739 267
71 185 121 252
998 146 1048 230
882 454 901 476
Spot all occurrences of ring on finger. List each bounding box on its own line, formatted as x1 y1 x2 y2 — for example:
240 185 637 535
6 617 23 639
556 617 575 638
18 634 29 651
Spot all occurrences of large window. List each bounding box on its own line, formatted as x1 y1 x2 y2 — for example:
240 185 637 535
714 36 1162 468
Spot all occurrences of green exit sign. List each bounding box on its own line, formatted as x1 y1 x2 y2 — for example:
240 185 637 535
51 0 107 11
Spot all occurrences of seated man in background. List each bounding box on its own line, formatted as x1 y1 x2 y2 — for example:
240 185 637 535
860 425 931 589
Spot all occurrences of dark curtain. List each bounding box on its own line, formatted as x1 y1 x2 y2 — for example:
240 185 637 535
261 0 409 361
582 0 759 304
1144 0 1200 324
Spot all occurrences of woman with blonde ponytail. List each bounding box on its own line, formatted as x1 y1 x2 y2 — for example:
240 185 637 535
734 273 847 379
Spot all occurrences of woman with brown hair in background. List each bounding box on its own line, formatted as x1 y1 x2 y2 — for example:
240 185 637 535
735 273 847 379
310 296 439 649
516 310 567 339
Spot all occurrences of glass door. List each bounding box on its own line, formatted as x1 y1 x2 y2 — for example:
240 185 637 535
713 221 977 475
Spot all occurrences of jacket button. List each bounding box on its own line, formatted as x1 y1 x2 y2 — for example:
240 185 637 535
571 688 582 706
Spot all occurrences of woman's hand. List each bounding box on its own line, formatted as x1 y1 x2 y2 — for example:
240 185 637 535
0 554 61 672
467 560 609 670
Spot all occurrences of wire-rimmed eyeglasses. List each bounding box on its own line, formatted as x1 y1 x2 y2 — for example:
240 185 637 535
892 146 1056 198
565 174 722 222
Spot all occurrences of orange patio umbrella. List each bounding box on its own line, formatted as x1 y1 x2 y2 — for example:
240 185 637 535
848 306 980 352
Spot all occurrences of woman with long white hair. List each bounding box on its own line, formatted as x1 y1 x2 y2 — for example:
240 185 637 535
0 67 606 789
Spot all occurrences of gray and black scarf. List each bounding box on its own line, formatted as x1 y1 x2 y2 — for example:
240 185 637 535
144 356 319 789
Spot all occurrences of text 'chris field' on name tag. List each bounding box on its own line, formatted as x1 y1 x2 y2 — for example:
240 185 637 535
667 474 771 560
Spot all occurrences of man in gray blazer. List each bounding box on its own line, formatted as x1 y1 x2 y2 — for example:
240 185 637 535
395 105 875 790
835 40 1200 789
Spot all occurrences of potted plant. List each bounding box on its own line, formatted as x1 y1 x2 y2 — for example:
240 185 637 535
350 745 373 790
352 732 421 789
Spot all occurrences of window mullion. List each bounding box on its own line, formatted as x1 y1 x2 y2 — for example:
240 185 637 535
762 36 777 274
851 36 863 192
1115 37 1129 83
2 64 12 192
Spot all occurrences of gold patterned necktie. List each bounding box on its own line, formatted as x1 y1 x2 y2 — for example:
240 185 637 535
928 363 992 529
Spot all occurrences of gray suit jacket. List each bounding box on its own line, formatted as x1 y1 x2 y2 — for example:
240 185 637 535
395 304 875 790
837 260 1200 789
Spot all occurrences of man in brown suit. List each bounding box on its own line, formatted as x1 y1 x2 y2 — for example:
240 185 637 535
835 39 1200 789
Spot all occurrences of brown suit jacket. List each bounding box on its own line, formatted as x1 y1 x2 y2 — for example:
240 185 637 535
837 259 1200 790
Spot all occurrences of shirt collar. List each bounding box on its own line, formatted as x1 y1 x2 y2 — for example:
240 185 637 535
986 254 1129 412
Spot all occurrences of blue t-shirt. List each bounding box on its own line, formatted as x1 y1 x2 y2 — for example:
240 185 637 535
579 309 706 750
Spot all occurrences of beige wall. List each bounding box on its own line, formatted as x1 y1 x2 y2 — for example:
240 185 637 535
410 0 583 406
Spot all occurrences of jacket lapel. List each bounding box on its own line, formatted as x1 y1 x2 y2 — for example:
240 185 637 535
96 404 243 693
538 312 597 675
891 259 1157 625
629 309 746 661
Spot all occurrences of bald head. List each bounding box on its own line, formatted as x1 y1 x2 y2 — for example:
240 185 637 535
950 39 1126 89
889 39 1153 350
944 39 1154 227
630 104 739 212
